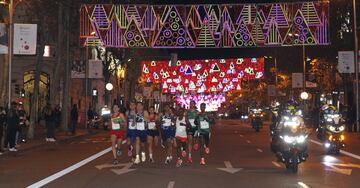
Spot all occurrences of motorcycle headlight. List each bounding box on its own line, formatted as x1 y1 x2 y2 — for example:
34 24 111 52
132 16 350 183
296 135 307 143
326 118 332 122
339 125 345 132
283 116 289 121
327 125 336 132
283 135 295 144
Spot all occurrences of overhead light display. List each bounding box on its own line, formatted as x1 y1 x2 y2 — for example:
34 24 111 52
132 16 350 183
141 58 264 94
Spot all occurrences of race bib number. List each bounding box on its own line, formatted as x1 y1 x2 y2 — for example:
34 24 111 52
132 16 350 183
137 122 145 130
112 122 121 130
189 119 196 128
176 126 187 136
163 119 172 127
148 122 156 130
128 120 136 129
200 121 209 129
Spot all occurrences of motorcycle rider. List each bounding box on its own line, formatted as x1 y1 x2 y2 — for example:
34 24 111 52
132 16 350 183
318 105 341 140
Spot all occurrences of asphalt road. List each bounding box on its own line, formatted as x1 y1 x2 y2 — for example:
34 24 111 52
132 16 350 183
1 120 360 188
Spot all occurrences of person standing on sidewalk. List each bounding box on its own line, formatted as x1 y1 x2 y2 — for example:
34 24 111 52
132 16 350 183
44 103 56 142
53 105 61 128
0 106 6 154
70 104 78 135
6 102 20 152
17 104 27 143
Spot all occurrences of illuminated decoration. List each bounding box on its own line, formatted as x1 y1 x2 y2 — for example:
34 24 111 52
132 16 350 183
233 19 255 47
237 4 257 25
251 17 265 44
263 4 289 29
176 94 226 112
104 15 124 47
141 58 264 93
141 6 157 31
187 5 203 29
301 2 321 26
316 12 329 45
81 2 330 48
153 6 195 48
91 5 109 29
283 10 317 45
124 18 148 47
111 5 128 29
265 18 282 45
221 7 236 32
197 20 217 47
126 5 142 25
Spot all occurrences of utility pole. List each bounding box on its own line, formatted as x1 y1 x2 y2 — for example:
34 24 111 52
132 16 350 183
7 0 13 109
352 0 359 131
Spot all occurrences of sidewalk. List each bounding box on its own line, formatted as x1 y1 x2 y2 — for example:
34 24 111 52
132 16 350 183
0 126 97 157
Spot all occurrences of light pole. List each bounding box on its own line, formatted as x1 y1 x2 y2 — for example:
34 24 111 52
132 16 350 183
1 0 14 109
352 0 359 131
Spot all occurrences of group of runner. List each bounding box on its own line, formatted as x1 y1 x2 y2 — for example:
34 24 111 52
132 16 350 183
109 100 214 167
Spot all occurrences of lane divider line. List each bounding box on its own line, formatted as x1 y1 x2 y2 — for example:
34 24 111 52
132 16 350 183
240 134 244 138
167 181 175 188
27 147 112 188
257 149 263 153
310 139 360 161
272 161 282 168
246 140 251 144
298 182 310 188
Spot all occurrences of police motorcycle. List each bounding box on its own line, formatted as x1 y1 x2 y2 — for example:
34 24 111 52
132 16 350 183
249 108 264 132
317 105 345 154
274 105 309 173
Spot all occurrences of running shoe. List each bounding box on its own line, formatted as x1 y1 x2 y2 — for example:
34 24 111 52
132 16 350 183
176 159 183 167
165 157 170 164
181 150 187 158
141 152 146 162
9 148 17 152
200 158 206 165
169 155 173 162
193 143 199 151
134 155 141 164
113 159 119 165
149 157 155 163
187 156 193 163
205 147 210 155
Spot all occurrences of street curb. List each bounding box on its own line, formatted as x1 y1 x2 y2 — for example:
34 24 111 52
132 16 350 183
0 130 102 158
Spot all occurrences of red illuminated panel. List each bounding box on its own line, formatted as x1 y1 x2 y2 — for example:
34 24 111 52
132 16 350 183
141 58 264 93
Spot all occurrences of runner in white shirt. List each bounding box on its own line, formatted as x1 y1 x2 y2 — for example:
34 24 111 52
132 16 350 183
175 108 188 167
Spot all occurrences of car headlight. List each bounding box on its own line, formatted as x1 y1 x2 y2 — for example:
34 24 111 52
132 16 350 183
339 125 345 132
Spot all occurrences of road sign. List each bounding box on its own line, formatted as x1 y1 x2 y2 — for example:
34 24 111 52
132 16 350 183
338 51 355 73
292 73 303 88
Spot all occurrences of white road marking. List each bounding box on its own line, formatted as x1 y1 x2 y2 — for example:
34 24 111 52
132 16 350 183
167 181 175 188
323 162 352 175
240 134 244 137
246 140 251 144
27 147 111 188
217 161 243 174
272 161 282 168
310 139 360 161
257 149 263 153
298 182 309 188
234 131 238 134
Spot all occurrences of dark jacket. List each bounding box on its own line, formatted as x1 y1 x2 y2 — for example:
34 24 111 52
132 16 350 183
7 109 20 129
71 108 78 121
